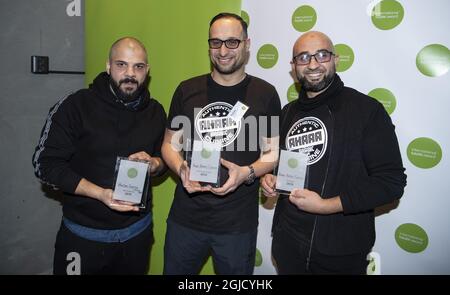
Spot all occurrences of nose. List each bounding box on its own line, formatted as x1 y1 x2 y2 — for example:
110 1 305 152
125 65 136 77
307 55 320 70
219 43 229 56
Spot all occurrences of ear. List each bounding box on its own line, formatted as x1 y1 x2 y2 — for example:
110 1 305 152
245 38 251 52
290 60 296 73
106 60 111 75
333 54 340 68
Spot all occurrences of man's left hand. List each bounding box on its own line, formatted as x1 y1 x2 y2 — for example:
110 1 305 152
210 158 250 196
128 151 160 174
289 188 331 214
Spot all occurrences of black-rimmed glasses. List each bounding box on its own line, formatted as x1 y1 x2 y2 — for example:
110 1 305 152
292 50 335 65
208 38 245 49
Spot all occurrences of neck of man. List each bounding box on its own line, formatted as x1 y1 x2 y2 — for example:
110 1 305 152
306 76 335 99
211 68 246 86
307 86 328 98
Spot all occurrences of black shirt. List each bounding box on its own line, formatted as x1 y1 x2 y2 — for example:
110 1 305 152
277 101 333 238
167 74 281 233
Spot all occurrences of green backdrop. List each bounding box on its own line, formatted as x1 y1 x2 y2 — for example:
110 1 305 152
85 0 241 274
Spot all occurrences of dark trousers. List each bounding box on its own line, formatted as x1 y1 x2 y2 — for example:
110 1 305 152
163 219 257 275
272 224 369 275
53 222 153 275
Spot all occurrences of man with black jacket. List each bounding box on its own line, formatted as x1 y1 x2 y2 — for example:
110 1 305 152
261 31 407 274
32 37 167 274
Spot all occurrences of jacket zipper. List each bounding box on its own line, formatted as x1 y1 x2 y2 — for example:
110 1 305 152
306 106 334 272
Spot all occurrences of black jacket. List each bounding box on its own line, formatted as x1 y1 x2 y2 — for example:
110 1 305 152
274 75 407 255
32 72 167 229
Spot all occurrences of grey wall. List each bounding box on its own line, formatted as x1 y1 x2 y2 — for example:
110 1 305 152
0 0 84 274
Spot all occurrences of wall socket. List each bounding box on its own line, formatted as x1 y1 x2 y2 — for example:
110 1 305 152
31 56 49 74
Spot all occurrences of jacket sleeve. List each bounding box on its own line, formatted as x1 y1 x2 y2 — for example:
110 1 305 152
340 103 407 214
152 101 168 159
32 95 83 194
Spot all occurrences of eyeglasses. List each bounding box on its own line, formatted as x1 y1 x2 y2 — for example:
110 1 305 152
292 50 335 65
208 38 245 49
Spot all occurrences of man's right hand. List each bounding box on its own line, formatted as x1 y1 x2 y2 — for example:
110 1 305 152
179 160 211 194
99 188 140 212
75 178 138 212
261 174 278 198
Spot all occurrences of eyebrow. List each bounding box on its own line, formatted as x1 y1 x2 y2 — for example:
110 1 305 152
113 60 147 66
296 49 330 55
209 37 242 40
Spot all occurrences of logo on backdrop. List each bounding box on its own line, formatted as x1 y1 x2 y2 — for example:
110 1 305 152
416 44 450 77
407 137 442 169
371 0 404 30
257 44 279 69
395 223 429 253
335 44 355 72
291 5 317 32
195 102 241 148
285 117 327 165
368 88 397 115
66 0 81 17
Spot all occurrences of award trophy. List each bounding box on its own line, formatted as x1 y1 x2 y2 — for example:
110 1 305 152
112 157 151 209
186 139 221 188
274 149 309 195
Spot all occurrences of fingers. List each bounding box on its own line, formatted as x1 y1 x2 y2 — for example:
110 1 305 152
128 151 159 174
288 189 308 209
266 174 276 188
220 158 235 169
290 188 307 198
109 200 140 212
185 181 209 194
261 186 277 198
261 174 277 197
102 190 139 212
178 161 189 177
288 194 300 206
180 161 211 194
210 179 234 196
179 161 189 183
128 151 152 162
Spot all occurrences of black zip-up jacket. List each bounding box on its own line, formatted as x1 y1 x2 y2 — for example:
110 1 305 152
274 74 407 255
32 72 167 229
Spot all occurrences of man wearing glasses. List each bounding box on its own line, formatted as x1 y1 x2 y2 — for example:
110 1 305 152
162 13 281 274
261 31 407 274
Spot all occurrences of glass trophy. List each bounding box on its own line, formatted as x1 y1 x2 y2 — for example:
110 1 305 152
274 149 309 195
185 138 221 188
112 157 151 209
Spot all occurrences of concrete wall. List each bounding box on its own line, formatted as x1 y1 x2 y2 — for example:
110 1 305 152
0 0 84 274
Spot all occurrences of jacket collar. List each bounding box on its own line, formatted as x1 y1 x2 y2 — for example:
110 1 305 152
89 72 151 111
296 74 344 111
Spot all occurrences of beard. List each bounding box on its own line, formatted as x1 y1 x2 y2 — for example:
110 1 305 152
110 76 147 101
298 70 335 93
211 55 246 75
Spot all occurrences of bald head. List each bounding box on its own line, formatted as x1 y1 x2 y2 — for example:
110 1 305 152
292 31 335 58
109 37 148 63
291 31 339 97
106 37 149 101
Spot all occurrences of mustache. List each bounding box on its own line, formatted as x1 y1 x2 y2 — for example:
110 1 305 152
119 77 138 85
304 69 325 74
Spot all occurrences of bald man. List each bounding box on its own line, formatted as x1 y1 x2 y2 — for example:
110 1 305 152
33 37 167 274
261 31 406 274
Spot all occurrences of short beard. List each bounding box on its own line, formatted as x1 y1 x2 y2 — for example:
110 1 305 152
298 71 335 93
211 56 245 75
110 77 146 101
